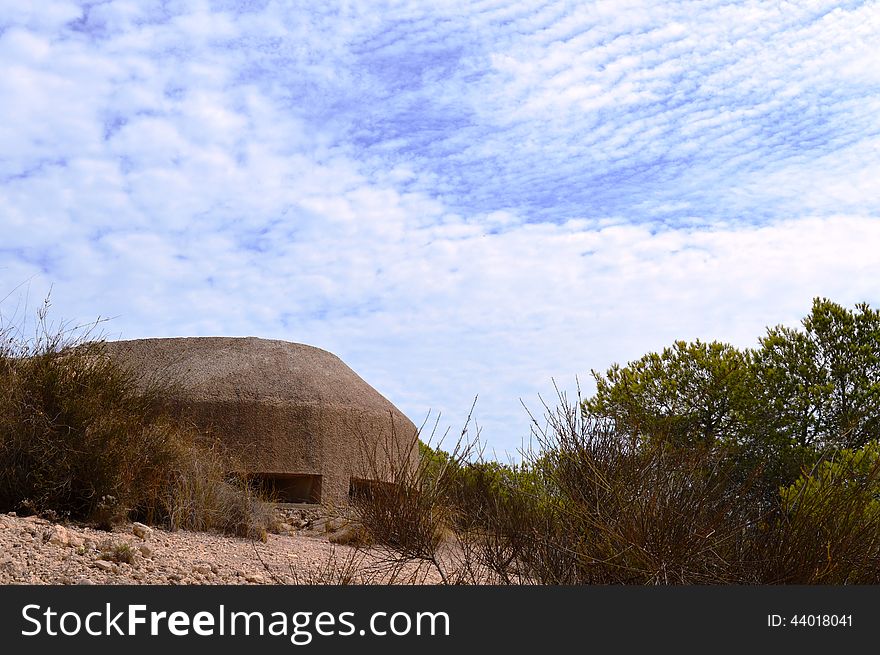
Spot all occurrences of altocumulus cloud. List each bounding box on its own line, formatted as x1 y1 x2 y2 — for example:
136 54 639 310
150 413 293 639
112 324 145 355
1 0 878 454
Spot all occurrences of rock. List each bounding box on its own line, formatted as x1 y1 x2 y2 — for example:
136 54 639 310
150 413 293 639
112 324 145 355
132 522 153 540
76 578 95 585
94 560 114 572
45 525 70 547
193 564 212 576
328 523 372 547
67 533 85 548
138 544 154 559
245 573 266 584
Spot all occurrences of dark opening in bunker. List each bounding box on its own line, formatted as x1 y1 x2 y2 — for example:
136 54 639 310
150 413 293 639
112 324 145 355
349 477 395 501
251 473 322 504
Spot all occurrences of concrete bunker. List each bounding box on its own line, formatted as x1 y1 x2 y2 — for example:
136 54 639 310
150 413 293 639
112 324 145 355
100 337 419 505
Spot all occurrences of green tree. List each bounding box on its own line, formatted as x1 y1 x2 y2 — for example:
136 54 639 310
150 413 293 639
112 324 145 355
585 339 754 448
582 299 880 496
755 298 880 450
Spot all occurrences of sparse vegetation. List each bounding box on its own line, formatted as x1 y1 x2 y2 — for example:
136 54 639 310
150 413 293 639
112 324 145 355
101 541 135 565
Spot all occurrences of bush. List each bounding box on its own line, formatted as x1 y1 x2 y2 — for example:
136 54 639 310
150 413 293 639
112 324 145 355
164 443 274 540
512 395 764 584
353 392 880 584
761 442 880 583
351 436 461 582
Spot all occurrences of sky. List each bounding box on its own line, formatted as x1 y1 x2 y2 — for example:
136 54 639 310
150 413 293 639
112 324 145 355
1 0 879 458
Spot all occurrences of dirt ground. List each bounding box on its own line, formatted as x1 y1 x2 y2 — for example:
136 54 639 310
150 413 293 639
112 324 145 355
0 510 443 585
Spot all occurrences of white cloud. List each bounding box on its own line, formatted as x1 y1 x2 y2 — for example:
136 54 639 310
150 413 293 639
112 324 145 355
1 0 878 456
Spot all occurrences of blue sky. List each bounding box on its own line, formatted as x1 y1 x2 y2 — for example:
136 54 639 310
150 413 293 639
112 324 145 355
2 0 879 457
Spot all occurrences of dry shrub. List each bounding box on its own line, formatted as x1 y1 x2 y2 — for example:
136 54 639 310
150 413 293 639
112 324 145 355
520 394 760 584
163 443 274 540
0 336 183 523
287 547 374 585
349 408 478 584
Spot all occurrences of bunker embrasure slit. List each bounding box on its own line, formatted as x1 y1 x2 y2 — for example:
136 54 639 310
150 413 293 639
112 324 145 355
251 473 322 504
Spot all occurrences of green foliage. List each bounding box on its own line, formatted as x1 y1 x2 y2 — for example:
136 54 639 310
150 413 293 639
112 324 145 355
585 339 753 447
417 439 453 483
448 459 549 528
781 441 880 520
101 542 136 565
755 298 880 450
585 298 880 495
770 441 880 583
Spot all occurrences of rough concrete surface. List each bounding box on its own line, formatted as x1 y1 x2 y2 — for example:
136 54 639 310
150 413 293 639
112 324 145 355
100 337 419 504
